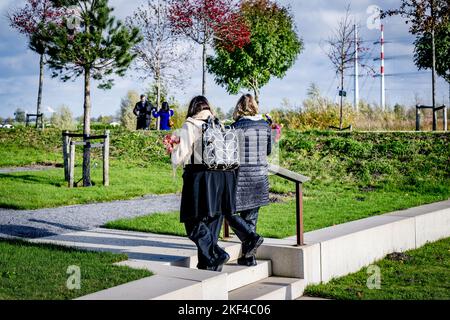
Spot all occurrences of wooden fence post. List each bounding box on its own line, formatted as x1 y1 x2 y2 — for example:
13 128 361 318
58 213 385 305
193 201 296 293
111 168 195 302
416 106 421 132
69 141 75 188
103 130 110 186
62 131 69 181
444 106 448 132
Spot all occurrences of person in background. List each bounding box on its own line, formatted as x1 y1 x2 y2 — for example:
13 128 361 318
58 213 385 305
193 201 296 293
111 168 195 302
153 102 175 131
170 96 232 271
133 94 156 130
225 94 271 266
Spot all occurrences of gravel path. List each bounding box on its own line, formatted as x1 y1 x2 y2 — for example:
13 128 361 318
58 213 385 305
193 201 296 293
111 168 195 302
0 165 59 174
0 194 181 239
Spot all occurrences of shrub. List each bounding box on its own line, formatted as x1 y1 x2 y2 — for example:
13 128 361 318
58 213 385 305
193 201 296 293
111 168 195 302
50 105 76 130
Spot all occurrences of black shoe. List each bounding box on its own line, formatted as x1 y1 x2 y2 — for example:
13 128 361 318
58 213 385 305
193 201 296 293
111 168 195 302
213 251 230 272
243 235 264 258
237 255 257 266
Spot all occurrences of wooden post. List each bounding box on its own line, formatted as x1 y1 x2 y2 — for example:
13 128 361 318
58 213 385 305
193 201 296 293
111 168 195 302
295 182 304 246
443 106 448 132
69 141 75 188
62 131 69 181
224 219 230 239
39 114 44 130
103 130 110 186
416 106 421 132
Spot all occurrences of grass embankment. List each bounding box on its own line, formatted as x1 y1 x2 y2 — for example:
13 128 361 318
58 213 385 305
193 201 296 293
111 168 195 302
1 128 449 238
0 128 181 209
106 130 450 238
303 237 450 300
0 239 151 300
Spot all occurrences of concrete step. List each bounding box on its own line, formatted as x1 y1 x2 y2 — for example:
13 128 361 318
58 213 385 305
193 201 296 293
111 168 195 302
76 275 204 300
171 242 243 268
114 259 229 300
222 260 272 291
228 277 306 300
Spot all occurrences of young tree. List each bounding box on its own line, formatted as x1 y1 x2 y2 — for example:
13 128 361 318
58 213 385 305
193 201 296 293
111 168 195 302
382 0 450 130
50 105 75 130
14 108 26 123
8 0 67 127
169 0 251 95
119 90 139 131
323 6 367 130
414 21 450 83
39 0 141 186
126 0 192 129
207 0 302 104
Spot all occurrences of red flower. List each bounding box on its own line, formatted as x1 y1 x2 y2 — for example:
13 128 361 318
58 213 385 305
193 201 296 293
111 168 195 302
163 134 180 155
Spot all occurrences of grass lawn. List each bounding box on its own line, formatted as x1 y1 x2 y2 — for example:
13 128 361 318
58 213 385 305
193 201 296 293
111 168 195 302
105 184 450 239
0 162 182 210
0 239 151 300
303 237 450 300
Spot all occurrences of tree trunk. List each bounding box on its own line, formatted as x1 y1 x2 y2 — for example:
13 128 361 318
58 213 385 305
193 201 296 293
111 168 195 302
339 70 344 130
83 68 92 187
36 54 44 128
253 88 259 105
431 25 437 131
202 42 207 96
156 76 161 130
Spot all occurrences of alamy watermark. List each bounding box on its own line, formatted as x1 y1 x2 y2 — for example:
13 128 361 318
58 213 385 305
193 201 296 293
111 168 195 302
366 264 381 290
66 265 81 290
366 5 382 30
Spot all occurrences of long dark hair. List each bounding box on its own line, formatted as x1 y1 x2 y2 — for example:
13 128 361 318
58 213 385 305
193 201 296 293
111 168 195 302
186 96 211 119
161 101 170 111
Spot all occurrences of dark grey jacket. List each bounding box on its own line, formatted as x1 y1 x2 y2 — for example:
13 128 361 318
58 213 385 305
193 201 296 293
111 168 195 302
232 117 272 212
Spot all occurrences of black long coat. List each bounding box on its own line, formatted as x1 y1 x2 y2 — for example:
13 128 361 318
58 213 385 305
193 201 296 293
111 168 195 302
133 101 156 130
232 117 272 212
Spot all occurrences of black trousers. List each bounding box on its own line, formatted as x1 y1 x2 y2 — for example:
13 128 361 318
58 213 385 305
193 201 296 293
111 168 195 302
226 207 260 244
136 117 151 130
184 215 226 268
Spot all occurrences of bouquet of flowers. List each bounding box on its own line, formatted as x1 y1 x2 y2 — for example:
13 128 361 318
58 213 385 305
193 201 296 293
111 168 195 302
264 113 283 142
163 134 180 155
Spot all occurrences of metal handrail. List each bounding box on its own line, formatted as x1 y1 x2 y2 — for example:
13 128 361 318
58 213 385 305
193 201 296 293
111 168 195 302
224 164 310 246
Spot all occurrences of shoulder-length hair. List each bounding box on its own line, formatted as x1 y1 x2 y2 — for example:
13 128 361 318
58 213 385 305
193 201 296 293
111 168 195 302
161 101 170 111
233 94 259 121
186 96 211 119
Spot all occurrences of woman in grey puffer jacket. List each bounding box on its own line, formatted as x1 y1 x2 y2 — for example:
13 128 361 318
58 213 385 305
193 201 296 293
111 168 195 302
226 94 272 266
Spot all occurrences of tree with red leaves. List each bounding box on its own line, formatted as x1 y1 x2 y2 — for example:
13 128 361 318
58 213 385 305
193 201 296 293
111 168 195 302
169 0 250 95
8 0 67 128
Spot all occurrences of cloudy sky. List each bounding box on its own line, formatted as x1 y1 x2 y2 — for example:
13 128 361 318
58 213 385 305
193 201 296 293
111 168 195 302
0 0 448 118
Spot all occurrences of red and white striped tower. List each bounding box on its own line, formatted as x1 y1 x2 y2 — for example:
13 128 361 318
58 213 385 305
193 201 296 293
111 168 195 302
380 24 386 111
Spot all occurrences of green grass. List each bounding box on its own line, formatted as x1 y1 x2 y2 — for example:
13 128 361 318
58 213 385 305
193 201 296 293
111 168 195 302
0 162 182 210
105 184 450 239
304 237 450 300
0 239 151 300
0 127 169 168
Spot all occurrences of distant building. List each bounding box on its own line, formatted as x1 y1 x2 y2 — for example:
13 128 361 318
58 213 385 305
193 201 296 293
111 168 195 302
110 122 120 127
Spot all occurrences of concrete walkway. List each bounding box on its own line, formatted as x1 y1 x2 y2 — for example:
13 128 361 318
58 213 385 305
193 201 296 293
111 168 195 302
0 194 181 239
25 199 450 300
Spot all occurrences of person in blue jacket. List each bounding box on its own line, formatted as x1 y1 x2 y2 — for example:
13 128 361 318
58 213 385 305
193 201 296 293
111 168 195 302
153 102 174 130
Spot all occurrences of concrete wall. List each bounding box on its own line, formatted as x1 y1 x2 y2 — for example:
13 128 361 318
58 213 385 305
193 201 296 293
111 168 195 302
258 200 450 285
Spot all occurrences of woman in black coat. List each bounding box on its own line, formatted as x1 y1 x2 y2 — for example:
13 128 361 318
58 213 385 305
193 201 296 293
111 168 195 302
171 96 234 272
226 94 271 266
